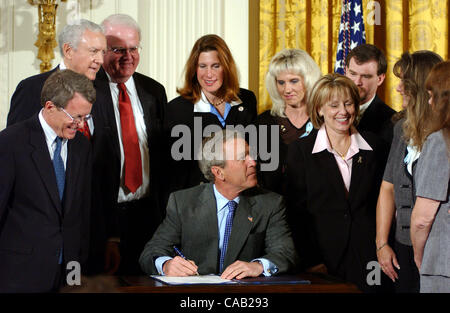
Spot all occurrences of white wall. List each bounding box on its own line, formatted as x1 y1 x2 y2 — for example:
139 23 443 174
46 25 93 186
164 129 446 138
0 0 249 130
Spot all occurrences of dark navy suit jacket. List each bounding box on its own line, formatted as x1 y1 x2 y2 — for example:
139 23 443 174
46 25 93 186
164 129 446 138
0 116 91 292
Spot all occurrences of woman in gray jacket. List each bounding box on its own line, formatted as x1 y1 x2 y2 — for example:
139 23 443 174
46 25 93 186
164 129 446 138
375 51 442 293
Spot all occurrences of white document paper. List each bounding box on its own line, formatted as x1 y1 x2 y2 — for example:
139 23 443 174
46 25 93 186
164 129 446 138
151 275 237 285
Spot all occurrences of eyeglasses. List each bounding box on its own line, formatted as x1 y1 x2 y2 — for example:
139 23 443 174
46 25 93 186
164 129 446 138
59 108 91 124
108 46 141 55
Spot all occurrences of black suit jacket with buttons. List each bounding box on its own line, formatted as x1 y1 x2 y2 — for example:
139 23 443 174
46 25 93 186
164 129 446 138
285 130 387 273
0 115 91 292
90 67 167 242
164 88 257 197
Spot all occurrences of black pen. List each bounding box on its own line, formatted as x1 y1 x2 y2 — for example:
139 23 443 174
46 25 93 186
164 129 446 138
173 245 199 275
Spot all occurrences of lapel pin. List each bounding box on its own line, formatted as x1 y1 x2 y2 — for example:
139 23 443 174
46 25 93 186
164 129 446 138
248 216 253 223
357 156 363 164
238 106 244 112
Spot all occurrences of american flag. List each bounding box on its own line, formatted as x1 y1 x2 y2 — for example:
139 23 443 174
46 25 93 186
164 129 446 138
334 0 366 74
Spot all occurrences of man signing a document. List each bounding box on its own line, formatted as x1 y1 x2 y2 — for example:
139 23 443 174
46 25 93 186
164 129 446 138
139 129 298 279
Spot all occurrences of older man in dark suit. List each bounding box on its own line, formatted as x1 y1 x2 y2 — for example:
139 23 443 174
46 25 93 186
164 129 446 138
139 130 298 278
89 14 167 276
7 19 106 129
0 70 94 292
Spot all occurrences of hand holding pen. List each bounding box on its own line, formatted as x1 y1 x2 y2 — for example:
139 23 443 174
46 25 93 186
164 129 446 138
162 245 199 276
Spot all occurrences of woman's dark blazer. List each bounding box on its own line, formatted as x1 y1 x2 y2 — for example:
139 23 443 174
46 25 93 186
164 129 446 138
285 130 387 275
164 88 257 197
256 110 317 196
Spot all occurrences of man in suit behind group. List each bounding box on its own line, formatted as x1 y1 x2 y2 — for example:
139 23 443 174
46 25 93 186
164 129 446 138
345 44 396 146
139 129 298 278
7 19 106 131
0 70 95 292
90 14 167 275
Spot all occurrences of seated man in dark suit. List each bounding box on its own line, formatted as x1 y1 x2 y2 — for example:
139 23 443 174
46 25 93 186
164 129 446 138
7 19 106 130
0 70 95 292
139 129 298 279
345 44 396 146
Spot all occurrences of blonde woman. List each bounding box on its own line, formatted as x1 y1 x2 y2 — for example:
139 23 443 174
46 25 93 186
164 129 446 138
256 49 321 194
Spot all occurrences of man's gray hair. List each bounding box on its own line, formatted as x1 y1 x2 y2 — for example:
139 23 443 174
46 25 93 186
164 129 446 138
101 14 141 41
198 129 245 182
58 19 104 55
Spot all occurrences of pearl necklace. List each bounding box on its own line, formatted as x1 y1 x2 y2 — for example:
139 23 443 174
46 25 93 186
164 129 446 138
205 95 225 107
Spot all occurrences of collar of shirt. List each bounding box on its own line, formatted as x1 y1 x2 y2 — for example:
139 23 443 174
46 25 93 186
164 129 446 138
38 109 68 166
213 184 240 214
404 140 421 175
193 90 242 113
106 73 144 116
312 125 372 159
359 94 376 118
59 60 67 70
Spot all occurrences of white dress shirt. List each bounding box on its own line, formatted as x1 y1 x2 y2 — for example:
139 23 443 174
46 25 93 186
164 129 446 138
38 110 68 168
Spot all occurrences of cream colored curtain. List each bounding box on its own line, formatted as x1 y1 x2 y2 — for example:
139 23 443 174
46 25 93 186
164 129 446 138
258 0 449 113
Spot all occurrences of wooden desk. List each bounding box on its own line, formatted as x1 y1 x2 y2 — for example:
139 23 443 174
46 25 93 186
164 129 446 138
118 273 361 293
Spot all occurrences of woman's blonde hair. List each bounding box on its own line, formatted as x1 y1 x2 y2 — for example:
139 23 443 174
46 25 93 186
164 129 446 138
265 49 321 117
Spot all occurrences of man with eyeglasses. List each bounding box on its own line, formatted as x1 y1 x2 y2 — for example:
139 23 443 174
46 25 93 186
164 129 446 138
89 14 167 276
0 70 95 292
7 19 106 133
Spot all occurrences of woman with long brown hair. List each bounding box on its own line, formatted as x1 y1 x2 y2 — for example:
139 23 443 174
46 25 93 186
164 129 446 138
375 51 442 292
411 61 450 293
164 34 257 195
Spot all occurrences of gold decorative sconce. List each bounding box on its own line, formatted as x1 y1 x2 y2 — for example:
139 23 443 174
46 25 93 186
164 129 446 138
28 0 67 73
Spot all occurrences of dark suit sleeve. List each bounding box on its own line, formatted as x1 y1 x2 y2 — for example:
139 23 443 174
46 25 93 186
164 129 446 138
0 131 14 221
7 80 37 126
139 192 181 274
261 195 299 274
7 70 54 127
285 140 323 270
240 88 258 123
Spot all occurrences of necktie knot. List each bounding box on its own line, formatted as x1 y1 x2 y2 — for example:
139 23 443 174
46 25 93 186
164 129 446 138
117 82 126 93
55 136 62 149
228 200 237 214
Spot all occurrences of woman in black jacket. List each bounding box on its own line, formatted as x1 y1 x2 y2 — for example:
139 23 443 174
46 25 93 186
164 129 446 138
256 48 321 195
164 34 257 196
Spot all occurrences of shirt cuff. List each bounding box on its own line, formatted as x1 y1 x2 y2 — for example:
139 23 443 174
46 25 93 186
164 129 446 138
155 256 173 275
252 258 278 276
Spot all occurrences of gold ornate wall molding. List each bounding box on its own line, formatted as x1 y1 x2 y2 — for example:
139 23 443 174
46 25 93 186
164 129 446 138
28 0 67 73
